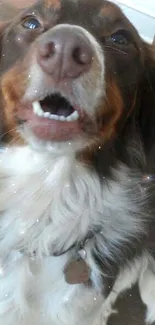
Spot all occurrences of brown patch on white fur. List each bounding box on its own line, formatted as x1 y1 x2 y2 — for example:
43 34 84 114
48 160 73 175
78 79 123 165
98 77 124 140
1 62 29 144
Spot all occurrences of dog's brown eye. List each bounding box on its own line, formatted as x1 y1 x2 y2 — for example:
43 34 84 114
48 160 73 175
22 17 41 30
111 32 129 45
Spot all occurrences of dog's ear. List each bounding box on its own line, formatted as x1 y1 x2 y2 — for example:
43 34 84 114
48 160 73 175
138 43 155 170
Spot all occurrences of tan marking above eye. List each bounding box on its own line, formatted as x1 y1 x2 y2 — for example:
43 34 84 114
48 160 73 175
45 0 61 9
99 2 123 19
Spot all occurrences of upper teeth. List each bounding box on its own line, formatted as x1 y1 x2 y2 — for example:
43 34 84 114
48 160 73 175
32 101 79 122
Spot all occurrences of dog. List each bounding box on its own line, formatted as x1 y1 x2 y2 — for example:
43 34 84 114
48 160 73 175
0 0 155 324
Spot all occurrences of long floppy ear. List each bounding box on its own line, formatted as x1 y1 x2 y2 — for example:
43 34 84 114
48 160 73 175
138 43 155 170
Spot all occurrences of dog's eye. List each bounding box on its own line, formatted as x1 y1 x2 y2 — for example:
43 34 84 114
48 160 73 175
22 17 41 30
111 32 129 45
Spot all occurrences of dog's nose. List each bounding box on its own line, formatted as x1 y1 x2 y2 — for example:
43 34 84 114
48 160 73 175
37 27 93 80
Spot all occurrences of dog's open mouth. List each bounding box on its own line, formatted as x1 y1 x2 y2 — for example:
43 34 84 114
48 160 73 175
20 93 83 141
32 93 79 122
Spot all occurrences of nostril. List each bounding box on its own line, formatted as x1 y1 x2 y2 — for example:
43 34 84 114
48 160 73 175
37 32 93 78
72 46 92 66
39 41 56 59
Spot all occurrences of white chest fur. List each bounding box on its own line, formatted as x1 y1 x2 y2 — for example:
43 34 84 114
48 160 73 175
0 146 144 325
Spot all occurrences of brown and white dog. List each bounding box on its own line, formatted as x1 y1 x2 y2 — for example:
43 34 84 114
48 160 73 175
0 0 155 324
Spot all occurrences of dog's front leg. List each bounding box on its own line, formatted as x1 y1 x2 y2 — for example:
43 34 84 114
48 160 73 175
93 257 142 325
92 290 118 325
139 254 155 324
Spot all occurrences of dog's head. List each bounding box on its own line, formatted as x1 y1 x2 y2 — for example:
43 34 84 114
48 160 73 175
0 0 155 156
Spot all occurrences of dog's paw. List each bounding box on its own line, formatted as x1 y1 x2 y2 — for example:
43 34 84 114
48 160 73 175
146 307 155 325
93 306 117 325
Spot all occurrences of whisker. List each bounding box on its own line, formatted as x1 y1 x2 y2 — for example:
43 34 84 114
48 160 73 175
0 126 17 141
104 45 128 56
7 134 22 146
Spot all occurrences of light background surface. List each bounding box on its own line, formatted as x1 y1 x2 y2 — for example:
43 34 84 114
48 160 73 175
112 0 155 43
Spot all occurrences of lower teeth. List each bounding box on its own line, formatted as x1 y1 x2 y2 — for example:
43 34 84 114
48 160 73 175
32 101 79 122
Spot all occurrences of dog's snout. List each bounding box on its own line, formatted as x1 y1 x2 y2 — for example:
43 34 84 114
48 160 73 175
37 26 93 80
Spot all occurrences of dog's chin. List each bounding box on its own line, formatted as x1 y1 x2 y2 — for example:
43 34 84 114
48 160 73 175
24 116 83 142
21 123 90 155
